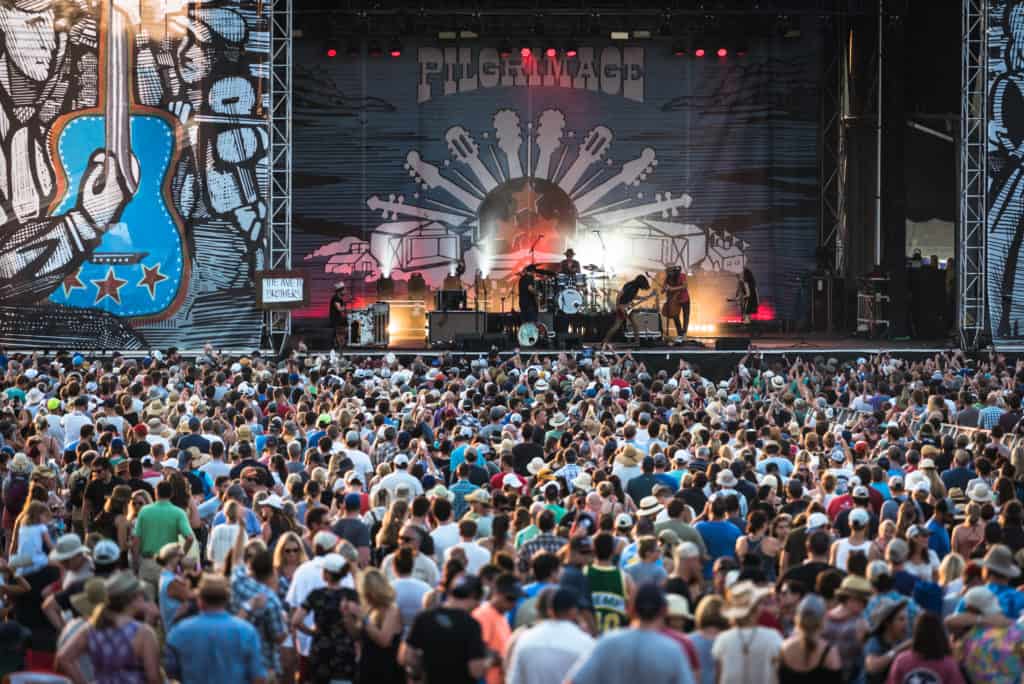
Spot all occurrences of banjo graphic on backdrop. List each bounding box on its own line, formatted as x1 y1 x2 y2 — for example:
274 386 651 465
307 106 748 297
48 0 186 319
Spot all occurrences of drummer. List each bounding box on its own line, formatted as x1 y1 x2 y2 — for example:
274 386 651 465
559 248 581 276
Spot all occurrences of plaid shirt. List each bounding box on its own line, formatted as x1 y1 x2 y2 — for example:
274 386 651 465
230 567 287 674
555 463 582 485
518 533 568 572
979 405 1005 430
372 441 399 468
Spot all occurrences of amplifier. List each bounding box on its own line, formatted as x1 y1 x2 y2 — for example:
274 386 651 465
429 311 486 345
623 309 662 339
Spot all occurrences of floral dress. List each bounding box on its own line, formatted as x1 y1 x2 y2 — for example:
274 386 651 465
302 586 357 684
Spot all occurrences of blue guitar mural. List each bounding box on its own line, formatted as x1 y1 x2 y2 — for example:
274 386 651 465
46 0 187 320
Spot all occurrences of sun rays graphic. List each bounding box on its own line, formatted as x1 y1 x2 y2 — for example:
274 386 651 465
308 108 747 289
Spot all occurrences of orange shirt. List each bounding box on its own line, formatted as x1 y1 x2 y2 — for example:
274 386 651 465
472 601 511 684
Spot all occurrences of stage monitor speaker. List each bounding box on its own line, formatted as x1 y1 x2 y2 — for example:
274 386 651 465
715 337 751 351
429 311 485 345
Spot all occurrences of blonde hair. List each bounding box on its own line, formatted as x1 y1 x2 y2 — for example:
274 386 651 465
273 531 308 569
939 553 966 586
359 567 396 612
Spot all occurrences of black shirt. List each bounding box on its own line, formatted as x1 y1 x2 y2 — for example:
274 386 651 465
518 274 538 313
779 560 839 594
406 607 486 684
617 280 644 306
512 442 544 477
14 566 61 651
329 293 347 326
332 517 371 550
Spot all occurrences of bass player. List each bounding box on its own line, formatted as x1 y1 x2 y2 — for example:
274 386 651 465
602 274 653 349
661 265 690 342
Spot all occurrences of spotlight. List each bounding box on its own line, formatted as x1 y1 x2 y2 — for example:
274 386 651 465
389 39 402 58
499 41 512 58
545 47 557 58
609 31 629 41
565 41 578 58
695 48 706 58
520 46 532 58
326 47 337 58
717 47 728 57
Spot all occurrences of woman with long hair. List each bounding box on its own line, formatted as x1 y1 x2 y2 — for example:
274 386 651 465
778 594 841 682
56 572 161 684
126 491 152 525
952 502 985 558
421 557 466 611
93 485 132 553
356 568 404 684
886 612 965 683
207 500 244 571
736 510 782 582
863 597 909 684
259 498 297 552
374 499 408 565
905 526 940 582
479 513 515 558
895 502 919 541
272 531 307 684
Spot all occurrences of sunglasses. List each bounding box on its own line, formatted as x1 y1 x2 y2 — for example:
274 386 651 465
399 536 417 543
284 547 301 553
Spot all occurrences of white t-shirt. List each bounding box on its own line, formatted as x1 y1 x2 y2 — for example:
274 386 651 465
712 626 783 684
444 540 491 574
507 619 596 684
200 459 231 482
905 550 940 582
206 523 240 568
344 448 374 484
833 537 873 571
430 522 460 565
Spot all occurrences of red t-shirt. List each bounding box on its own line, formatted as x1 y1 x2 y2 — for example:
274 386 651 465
659 628 700 675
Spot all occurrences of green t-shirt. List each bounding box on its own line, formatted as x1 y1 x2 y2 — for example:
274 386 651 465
515 525 539 549
133 500 193 556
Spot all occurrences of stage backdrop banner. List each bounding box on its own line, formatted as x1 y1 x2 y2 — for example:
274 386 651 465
988 1 1024 345
0 0 268 350
294 37 821 336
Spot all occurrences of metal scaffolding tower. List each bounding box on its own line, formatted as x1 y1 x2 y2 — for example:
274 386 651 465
959 0 987 351
266 0 293 354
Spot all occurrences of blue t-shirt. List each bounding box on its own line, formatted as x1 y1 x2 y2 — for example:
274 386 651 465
926 519 951 560
694 520 742 578
955 582 1024 619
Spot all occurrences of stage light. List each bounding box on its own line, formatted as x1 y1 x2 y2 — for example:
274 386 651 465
326 48 337 57
499 41 512 58
695 48 706 58
438 30 457 40
632 29 652 39
672 43 687 56
610 31 630 41
565 41 578 58
389 39 402 58
521 46 532 58
545 47 557 58
717 47 728 57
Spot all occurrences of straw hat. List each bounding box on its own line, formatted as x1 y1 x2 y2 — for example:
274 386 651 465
8 453 33 475
866 596 907 636
70 577 108 617
618 445 642 467
526 457 546 475
572 472 593 492
637 496 665 518
722 581 774 621
49 533 87 562
836 574 873 601
967 481 996 504
981 544 1021 579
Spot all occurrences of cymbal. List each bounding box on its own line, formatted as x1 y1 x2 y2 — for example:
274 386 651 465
583 264 605 272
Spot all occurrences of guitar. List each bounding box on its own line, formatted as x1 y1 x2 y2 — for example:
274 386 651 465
446 126 498 191
560 126 613 194
534 109 566 180
493 110 523 179
661 270 687 318
48 0 187 320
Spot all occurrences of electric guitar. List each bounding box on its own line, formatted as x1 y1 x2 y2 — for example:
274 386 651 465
48 0 187 320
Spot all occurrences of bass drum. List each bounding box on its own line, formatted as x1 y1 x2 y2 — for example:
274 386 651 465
557 288 583 315
518 322 540 347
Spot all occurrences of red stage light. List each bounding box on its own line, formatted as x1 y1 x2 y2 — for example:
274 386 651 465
694 48 706 57
390 49 401 57
566 48 577 57
717 48 728 57
521 47 532 58
545 47 557 57
326 48 337 57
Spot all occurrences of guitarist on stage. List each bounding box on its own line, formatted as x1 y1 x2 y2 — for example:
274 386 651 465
602 274 653 349
737 267 759 324
661 265 690 342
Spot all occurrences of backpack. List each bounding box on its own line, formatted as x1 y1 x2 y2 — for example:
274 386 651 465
3 473 29 515
67 468 90 509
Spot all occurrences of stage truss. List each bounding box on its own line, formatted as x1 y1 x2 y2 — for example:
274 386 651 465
959 0 988 351
266 0 293 354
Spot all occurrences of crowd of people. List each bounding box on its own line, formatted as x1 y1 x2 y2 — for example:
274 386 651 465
0 345 1023 683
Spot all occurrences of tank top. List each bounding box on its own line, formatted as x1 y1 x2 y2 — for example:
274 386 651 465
833 538 872 571
159 569 182 630
744 536 777 582
86 620 145 684
585 564 627 633
778 645 841 684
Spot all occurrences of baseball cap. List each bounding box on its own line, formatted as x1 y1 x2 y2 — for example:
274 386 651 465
393 454 410 467
852 486 870 500
313 530 339 552
806 512 829 530
850 508 870 528
92 540 121 566
322 553 347 574
615 513 633 529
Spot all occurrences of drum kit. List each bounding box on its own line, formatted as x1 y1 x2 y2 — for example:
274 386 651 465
531 264 615 316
